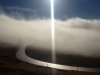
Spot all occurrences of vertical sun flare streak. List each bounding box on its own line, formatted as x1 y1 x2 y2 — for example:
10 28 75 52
51 0 56 75
51 0 55 64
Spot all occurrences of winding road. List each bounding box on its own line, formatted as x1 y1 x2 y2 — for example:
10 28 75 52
16 45 100 73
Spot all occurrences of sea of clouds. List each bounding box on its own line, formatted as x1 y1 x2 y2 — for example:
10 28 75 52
0 7 100 57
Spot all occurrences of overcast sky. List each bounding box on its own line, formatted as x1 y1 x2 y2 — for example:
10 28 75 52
0 0 100 57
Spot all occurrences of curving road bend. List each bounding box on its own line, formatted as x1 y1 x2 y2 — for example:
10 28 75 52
16 45 100 73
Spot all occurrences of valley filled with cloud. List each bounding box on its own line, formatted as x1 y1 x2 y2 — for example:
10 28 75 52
0 7 100 57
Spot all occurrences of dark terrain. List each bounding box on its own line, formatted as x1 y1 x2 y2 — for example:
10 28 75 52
0 43 100 75
26 46 100 69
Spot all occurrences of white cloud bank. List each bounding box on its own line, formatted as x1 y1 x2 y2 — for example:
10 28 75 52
0 14 100 57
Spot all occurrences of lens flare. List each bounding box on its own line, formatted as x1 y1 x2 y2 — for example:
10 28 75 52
51 0 55 64
51 0 56 75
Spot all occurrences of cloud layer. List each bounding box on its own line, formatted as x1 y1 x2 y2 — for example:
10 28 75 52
0 13 100 57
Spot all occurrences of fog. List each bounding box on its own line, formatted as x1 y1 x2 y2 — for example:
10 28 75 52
0 13 100 57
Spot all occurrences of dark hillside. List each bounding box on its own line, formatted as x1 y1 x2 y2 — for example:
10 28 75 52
0 44 100 75
26 47 100 69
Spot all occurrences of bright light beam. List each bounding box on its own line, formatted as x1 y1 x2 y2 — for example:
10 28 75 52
51 0 55 64
51 0 56 75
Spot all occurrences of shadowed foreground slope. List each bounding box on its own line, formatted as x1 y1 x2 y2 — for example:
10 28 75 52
0 43 100 75
26 47 100 69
